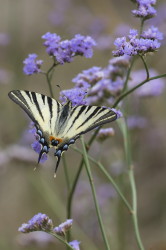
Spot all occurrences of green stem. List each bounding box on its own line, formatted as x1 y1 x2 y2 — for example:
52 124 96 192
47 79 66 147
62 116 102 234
45 61 56 98
139 18 145 36
81 136 110 250
139 55 149 80
73 146 132 211
112 73 166 108
121 119 145 250
122 56 136 93
49 232 74 250
62 154 71 190
67 128 101 222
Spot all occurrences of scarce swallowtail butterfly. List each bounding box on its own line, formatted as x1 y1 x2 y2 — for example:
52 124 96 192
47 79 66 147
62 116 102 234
8 90 117 175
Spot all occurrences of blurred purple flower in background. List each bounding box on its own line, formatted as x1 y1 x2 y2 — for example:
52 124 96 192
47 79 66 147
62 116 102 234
17 231 55 248
97 128 115 141
127 115 148 129
18 213 53 233
129 69 165 97
23 54 43 75
0 32 10 46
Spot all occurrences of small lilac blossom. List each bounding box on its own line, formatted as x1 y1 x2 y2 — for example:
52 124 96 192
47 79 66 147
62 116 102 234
113 28 162 57
18 213 53 233
42 32 96 64
60 87 88 106
127 115 148 129
69 240 81 250
42 32 61 55
129 69 165 97
31 141 48 163
70 34 96 58
132 0 157 19
53 219 73 236
97 128 115 141
141 26 163 40
23 54 43 75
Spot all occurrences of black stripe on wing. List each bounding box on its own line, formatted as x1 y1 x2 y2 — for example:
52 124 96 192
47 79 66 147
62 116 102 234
31 92 44 121
75 107 117 135
66 105 88 133
8 90 38 124
76 106 102 130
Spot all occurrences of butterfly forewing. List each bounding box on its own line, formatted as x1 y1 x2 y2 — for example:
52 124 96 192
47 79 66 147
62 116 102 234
8 90 62 143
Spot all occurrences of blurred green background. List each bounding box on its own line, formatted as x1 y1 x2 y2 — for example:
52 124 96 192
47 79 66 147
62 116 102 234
0 0 166 249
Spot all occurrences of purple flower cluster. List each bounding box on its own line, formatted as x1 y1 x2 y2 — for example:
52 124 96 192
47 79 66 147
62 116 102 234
132 0 157 19
53 219 73 236
113 27 163 57
60 56 130 107
23 54 43 75
18 213 53 233
42 32 96 64
60 87 88 106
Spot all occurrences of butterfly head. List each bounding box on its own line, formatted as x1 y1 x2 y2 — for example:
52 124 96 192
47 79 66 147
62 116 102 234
49 136 63 147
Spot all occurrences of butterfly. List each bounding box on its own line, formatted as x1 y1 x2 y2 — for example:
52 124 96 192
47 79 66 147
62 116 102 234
8 90 117 175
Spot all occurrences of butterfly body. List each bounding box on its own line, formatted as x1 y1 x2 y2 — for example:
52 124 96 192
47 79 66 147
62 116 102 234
8 90 117 174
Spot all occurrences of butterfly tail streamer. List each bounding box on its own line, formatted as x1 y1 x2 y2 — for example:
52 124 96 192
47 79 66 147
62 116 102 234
54 155 62 178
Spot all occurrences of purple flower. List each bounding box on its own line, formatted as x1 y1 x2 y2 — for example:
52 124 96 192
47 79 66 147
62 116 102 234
129 69 165 97
53 219 73 236
42 32 96 64
113 28 161 57
18 213 53 233
141 26 163 40
132 0 157 19
42 32 61 55
69 240 81 250
59 87 88 106
97 128 115 141
70 34 96 58
23 54 43 75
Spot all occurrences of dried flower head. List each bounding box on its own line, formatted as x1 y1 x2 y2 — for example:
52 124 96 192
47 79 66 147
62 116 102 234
18 213 53 233
53 219 73 236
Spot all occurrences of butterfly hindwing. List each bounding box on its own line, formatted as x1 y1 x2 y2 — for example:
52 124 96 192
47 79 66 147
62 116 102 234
61 105 117 139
